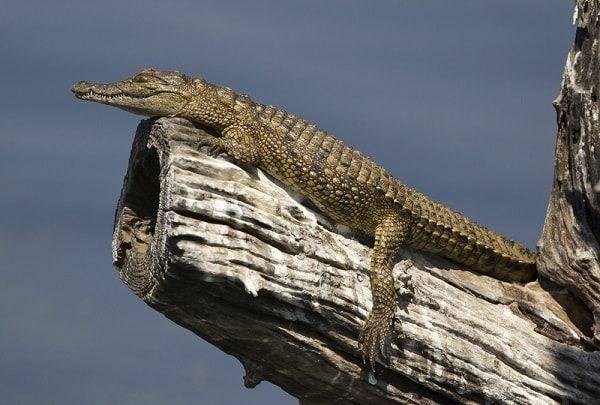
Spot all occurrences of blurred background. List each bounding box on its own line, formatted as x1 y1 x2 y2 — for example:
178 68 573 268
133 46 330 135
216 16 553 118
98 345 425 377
1 1 573 404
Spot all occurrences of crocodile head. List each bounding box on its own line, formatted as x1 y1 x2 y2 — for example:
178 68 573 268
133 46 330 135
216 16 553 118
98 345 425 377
72 68 193 117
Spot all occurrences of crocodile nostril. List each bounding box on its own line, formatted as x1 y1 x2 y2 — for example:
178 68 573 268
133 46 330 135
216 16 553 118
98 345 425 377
71 81 90 94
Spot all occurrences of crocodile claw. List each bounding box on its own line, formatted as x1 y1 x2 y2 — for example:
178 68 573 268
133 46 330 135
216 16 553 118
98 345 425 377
358 305 395 370
195 135 225 157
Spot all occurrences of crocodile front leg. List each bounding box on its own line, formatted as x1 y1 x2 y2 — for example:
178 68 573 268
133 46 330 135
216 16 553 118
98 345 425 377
196 125 259 165
195 133 228 156
221 125 260 165
359 214 410 369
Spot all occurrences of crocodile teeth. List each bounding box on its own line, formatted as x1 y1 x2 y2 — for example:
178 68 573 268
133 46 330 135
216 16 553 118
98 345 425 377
83 90 128 100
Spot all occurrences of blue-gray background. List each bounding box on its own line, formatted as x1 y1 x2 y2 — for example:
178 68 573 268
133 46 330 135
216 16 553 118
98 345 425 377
1 1 573 404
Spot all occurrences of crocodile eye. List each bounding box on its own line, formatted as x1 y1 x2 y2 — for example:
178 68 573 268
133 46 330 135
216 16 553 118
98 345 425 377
133 74 150 83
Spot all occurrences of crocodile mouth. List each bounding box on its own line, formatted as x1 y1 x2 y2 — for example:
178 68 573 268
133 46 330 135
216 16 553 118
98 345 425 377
72 84 144 103
72 79 189 116
78 90 131 101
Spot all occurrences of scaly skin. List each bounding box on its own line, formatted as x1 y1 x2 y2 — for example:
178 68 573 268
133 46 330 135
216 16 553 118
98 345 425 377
73 68 537 369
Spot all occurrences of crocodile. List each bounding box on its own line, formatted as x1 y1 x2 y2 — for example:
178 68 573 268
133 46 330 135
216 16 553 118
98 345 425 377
72 68 537 369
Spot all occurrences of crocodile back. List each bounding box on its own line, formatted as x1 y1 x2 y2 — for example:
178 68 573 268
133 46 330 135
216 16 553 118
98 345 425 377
252 102 536 282
253 104 400 198
253 104 405 224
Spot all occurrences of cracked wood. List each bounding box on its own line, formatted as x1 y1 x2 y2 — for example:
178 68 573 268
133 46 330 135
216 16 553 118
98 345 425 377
111 118 599 404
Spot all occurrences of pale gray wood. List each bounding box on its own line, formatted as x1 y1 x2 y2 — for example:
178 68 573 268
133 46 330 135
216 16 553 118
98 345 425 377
111 114 599 404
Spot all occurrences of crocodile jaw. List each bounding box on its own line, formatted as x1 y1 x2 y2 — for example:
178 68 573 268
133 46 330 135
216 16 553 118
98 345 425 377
72 79 189 117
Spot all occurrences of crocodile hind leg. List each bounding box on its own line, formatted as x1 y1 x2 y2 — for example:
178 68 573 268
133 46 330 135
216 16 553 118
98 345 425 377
358 214 410 369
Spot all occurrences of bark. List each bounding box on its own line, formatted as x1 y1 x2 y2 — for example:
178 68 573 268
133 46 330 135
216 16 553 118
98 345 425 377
110 4 600 402
537 0 600 347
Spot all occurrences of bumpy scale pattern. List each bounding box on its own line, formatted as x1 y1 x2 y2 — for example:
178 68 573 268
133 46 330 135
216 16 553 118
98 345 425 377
252 102 536 280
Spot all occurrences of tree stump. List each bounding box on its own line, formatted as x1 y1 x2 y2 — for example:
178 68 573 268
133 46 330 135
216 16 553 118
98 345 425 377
537 0 600 348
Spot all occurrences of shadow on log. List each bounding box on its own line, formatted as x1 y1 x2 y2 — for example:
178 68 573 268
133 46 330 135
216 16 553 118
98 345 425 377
110 3 600 402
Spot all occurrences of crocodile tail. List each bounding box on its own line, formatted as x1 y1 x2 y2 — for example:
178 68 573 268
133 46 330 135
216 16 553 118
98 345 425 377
404 190 537 283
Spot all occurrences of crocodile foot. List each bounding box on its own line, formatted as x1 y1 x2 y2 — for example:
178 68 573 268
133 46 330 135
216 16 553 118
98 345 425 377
358 304 396 370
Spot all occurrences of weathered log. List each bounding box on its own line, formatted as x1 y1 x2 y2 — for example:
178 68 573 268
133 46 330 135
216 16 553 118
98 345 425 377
112 113 600 404
537 0 600 347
